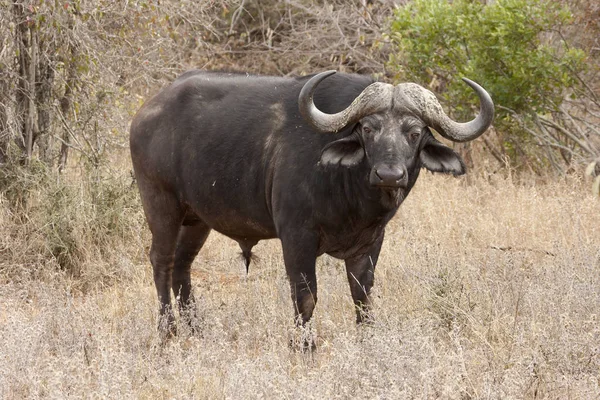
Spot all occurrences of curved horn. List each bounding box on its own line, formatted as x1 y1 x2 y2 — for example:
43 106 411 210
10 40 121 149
298 70 394 133
395 78 494 142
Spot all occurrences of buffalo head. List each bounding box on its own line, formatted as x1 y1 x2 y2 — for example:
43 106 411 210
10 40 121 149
299 71 494 193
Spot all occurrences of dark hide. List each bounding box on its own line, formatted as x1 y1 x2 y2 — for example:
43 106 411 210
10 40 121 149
130 70 469 333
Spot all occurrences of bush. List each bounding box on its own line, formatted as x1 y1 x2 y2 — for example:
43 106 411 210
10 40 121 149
387 0 598 171
0 160 145 289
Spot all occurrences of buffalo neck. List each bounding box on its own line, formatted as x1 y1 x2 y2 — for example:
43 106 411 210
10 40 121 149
312 161 405 229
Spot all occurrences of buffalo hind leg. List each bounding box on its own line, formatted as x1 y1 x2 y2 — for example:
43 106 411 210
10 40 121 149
149 224 183 338
137 182 184 339
172 221 211 333
280 230 319 350
345 233 384 324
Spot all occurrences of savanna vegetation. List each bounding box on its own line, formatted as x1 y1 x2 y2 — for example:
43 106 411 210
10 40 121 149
0 0 598 398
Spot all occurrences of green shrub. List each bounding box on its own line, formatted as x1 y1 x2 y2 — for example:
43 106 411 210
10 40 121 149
387 0 594 170
388 0 586 116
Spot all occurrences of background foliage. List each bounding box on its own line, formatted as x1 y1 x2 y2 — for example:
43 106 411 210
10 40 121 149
388 0 599 173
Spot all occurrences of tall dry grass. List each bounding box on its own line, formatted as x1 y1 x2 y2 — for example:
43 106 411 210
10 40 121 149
0 168 598 399
0 156 145 289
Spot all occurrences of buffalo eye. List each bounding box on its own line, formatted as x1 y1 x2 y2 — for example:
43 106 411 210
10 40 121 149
362 126 372 135
408 129 421 142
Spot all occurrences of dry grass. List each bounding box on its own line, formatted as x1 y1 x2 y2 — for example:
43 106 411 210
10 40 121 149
1 169 599 399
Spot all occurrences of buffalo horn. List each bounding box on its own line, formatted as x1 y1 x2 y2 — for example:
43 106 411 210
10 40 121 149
298 71 394 134
394 78 494 143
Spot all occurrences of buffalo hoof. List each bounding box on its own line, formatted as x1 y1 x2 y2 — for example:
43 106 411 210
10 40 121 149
186 319 203 337
289 324 317 352
158 321 177 344
179 308 203 337
159 316 204 344
356 310 375 326
289 337 317 353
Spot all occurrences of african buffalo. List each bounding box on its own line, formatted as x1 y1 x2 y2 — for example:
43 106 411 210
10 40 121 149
130 70 494 336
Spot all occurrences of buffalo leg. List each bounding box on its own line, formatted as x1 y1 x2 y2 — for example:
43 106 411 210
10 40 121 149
138 182 184 337
172 221 211 330
280 231 319 322
345 233 384 324
281 232 319 350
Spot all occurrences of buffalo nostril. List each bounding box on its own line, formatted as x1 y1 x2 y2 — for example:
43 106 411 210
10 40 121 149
375 167 404 183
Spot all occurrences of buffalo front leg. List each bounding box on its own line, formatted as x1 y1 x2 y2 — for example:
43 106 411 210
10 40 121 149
345 233 384 324
280 230 319 349
172 221 211 332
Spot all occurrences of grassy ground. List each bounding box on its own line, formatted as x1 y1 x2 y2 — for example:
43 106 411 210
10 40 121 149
1 171 599 399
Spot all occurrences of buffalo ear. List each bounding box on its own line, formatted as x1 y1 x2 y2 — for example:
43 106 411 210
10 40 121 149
420 135 466 176
320 133 365 167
